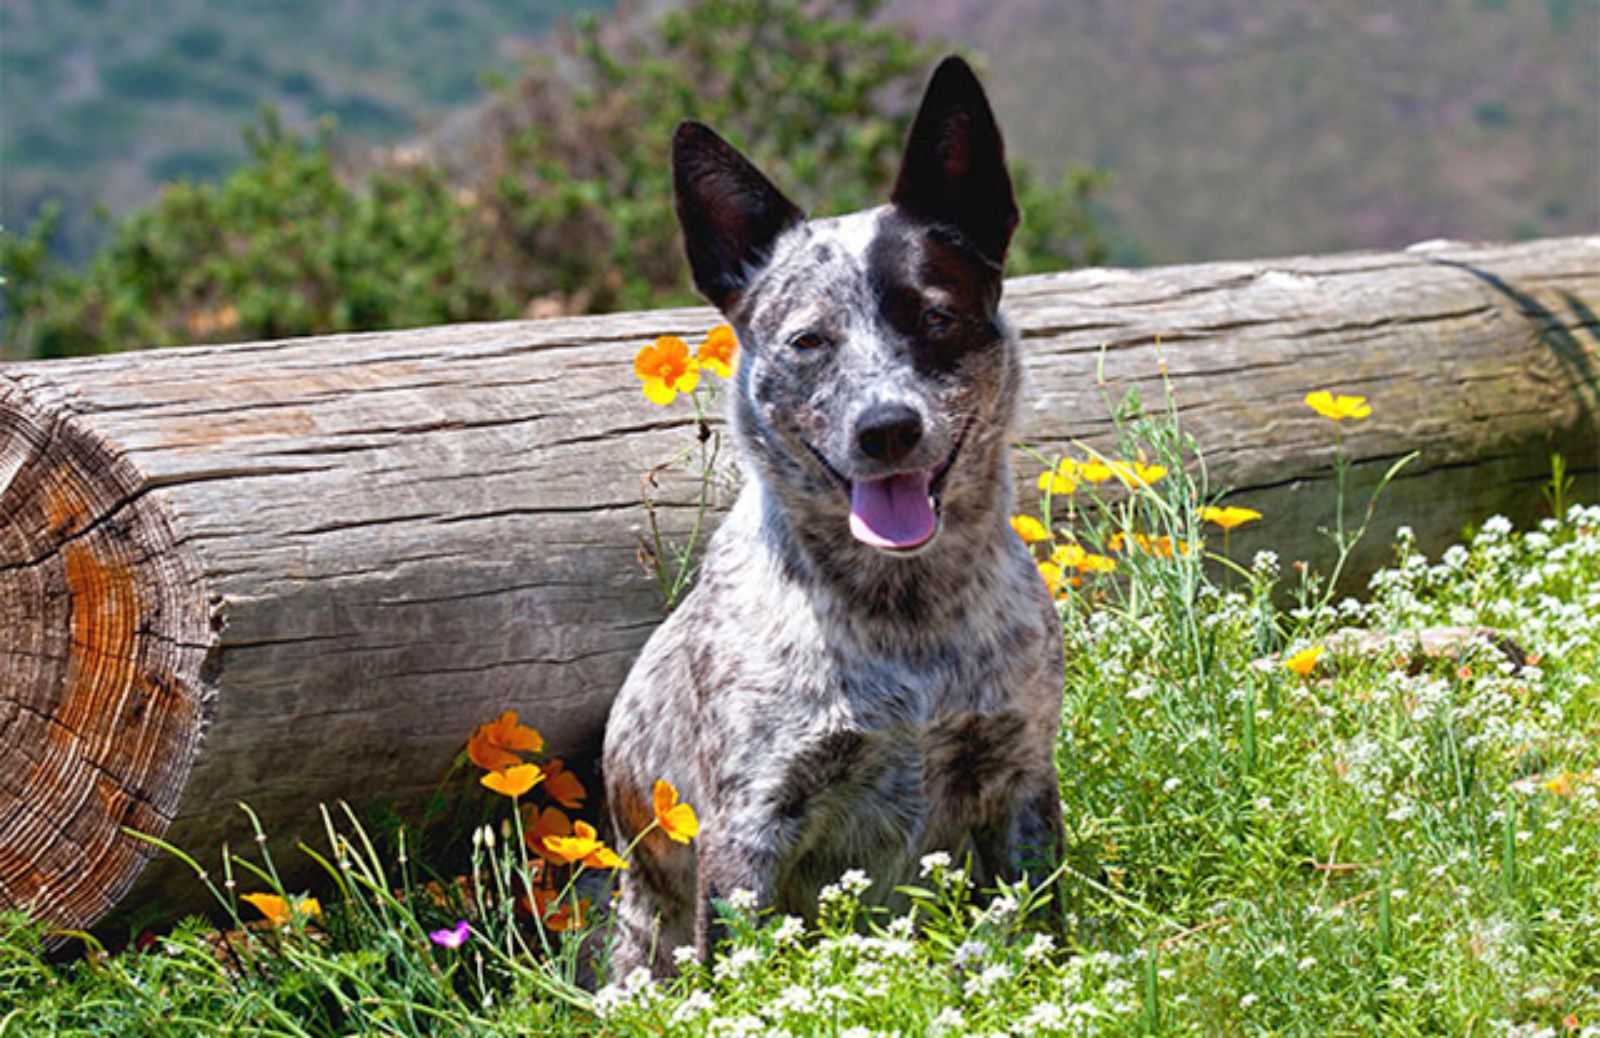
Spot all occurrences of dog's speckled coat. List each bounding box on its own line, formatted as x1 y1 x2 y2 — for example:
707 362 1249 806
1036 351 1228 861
602 57 1065 976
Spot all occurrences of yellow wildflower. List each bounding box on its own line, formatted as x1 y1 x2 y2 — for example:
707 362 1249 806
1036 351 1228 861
1011 515 1051 543
1304 391 1371 421
1283 645 1325 677
1201 505 1263 530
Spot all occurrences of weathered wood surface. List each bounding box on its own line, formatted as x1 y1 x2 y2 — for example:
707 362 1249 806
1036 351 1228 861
1 237 1596 935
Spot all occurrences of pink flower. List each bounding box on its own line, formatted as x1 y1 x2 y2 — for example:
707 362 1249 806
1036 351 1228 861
428 920 470 949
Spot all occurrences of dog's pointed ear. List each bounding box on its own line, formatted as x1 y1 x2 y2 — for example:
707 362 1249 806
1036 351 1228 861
674 121 805 310
891 56 1018 269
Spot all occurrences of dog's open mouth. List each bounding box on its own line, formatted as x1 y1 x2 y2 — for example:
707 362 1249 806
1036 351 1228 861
845 419 970 554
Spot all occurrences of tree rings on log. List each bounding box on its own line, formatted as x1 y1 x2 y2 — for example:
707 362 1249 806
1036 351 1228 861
0 384 213 935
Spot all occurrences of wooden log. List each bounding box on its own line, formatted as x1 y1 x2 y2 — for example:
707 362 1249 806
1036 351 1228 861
2 237 1595 935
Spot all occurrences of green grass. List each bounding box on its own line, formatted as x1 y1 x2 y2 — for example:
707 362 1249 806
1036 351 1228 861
3 403 1597 1036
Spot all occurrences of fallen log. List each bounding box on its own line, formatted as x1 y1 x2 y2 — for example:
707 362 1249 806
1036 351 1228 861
2 237 1595 935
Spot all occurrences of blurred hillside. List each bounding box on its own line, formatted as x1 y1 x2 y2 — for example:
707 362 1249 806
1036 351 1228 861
0 0 609 264
888 0 1598 262
3 0 1595 270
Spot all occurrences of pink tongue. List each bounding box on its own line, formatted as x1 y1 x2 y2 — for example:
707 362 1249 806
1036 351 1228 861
848 471 937 550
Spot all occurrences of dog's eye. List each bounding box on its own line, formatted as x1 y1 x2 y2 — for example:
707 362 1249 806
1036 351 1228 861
921 307 956 336
788 330 830 352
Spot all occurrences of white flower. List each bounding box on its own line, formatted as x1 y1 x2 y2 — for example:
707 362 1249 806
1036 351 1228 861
1240 993 1259 1009
769 914 804 944
951 940 988 969
672 945 700 968
839 869 872 895
920 851 953 877
713 946 762 981
981 892 1020 924
708 1015 769 1038
726 887 758 912
771 985 813 1016
1020 1001 1066 1031
1024 933 1056 961
670 990 714 1023
963 962 1012 998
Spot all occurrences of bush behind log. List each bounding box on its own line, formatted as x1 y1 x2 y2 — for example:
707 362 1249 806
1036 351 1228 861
0 0 1107 360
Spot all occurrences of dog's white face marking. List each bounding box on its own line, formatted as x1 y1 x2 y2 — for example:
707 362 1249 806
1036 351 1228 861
808 208 888 267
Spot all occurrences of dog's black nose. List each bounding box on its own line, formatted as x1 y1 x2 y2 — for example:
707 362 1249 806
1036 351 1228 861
856 403 924 464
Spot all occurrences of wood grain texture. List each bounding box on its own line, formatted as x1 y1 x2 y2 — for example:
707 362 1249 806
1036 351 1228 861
1 237 1595 934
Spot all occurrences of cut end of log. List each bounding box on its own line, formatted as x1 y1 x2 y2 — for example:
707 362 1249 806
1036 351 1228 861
0 382 213 934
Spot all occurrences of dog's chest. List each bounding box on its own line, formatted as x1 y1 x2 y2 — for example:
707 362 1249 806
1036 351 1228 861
733 642 1039 883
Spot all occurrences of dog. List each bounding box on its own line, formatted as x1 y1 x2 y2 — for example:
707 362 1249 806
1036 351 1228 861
602 55 1065 977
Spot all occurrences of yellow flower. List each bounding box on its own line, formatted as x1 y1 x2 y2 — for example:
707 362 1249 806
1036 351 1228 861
241 893 321 927
1542 772 1574 797
1037 560 1066 596
635 336 701 405
1078 459 1115 484
653 779 700 845
467 711 544 773
1036 461 1078 496
1050 543 1085 568
1011 514 1051 543
481 763 544 798
696 325 739 379
1111 459 1167 487
544 821 628 870
1282 645 1325 677
1080 553 1118 574
1201 506 1263 531
1304 391 1371 421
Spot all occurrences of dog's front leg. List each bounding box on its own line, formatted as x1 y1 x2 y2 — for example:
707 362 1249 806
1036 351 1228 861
693 817 786 962
972 764 1065 892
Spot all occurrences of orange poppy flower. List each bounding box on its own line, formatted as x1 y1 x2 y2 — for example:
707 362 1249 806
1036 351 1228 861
525 805 574 863
525 884 590 932
697 325 739 379
635 335 701 405
543 821 628 870
1201 506 1263 530
481 763 544 799
467 711 543 773
653 779 699 845
242 892 321 927
541 759 587 809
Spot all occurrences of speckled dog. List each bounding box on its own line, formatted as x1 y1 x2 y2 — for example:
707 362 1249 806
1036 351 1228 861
602 56 1065 976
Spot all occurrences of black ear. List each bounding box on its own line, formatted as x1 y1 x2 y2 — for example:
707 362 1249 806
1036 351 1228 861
891 56 1019 269
673 121 805 310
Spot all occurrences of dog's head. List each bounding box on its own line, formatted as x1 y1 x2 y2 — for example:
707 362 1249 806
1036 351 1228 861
674 56 1021 559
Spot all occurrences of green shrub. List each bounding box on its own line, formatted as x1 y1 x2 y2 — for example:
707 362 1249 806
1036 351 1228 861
2 0 1107 359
